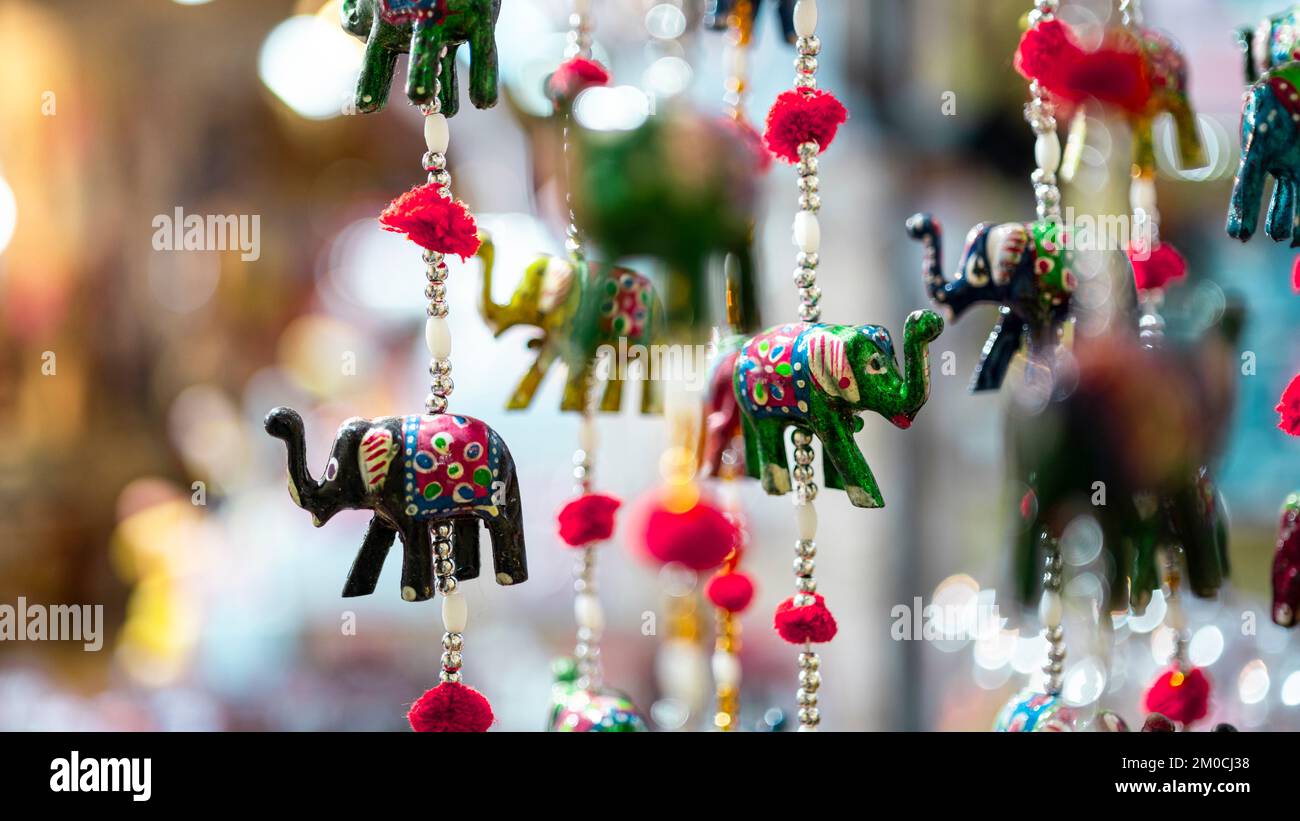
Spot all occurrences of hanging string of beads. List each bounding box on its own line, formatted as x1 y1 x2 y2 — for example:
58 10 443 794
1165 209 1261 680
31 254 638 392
1039 532 1065 697
1140 544 1212 727
1024 1 1063 226
761 0 847 733
421 50 455 416
707 468 756 731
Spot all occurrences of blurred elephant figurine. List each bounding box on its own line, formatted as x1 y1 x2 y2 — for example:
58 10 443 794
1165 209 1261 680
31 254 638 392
1009 302 1245 613
704 0 796 43
341 0 500 115
265 407 526 602
1274 492 1300 627
476 235 663 413
1238 5 1300 82
906 214 1074 392
1226 62 1300 246
701 311 944 508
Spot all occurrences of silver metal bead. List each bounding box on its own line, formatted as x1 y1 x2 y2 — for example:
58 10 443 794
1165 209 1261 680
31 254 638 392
797 688 818 706
424 282 446 301
431 374 454 394
794 481 818 503
793 592 816 607
798 303 821 323
797 141 820 160
793 447 815 467
794 74 817 89
796 35 821 55
798 286 822 305
441 650 463 671
795 539 816 557
799 193 821 212
799 670 821 691
442 632 463 651
797 175 819 193
437 575 457 594
796 577 817 594
430 170 452 189
795 55 818 75
798 652 820 671
791 464 814 483
439 670 462 684
796 157 819 177
425 394 449 414
798 707 821 726
793 557 815 577
791 429 814 446
430 359 452 376
422 151 447 172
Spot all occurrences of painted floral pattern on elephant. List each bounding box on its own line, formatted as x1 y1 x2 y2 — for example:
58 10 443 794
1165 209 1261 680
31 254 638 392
1267 68 1300 123
1030 221 1076 306
401 414 501 518
736 324 807 418
598 270 652 338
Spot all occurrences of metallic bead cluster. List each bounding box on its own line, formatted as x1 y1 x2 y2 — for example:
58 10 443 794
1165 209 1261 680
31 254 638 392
1023 2 1062 224
433 521 464 683
713 609 739 731
571 378 602 690
564 1 593 59
791 429 820 731
794 144 822 323
794 33 820 90
1120 0 1143 28
1041 534 1065 696
422 46 454 415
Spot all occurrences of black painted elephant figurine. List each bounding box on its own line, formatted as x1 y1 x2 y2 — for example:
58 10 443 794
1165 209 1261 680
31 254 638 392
475 234 663 413
1226 62 1300 246
265 407 526 602
341 0 500 115
704 0 796 43
1008 302 1244 614
906 213 1074 392
1238 5 1300 83
700 311 944 508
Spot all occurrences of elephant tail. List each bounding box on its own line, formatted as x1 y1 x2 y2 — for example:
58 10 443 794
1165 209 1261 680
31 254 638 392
905 213 946 304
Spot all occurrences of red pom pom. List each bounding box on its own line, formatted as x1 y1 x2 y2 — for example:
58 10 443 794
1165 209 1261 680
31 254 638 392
628 488 738 571
557 492 621 547
407 681 494 732
1015 19 1151 114
379 184 481 260
1142 667 1210 725
1128 242 1187 292
706 571 756 613
547 57 611 104
719 116 772 173
773 593 838 644
1278 374 1300 436
763 88 848 164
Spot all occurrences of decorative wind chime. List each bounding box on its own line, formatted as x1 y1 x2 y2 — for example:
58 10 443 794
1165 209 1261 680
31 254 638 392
265 0 527 733
701 0 945 731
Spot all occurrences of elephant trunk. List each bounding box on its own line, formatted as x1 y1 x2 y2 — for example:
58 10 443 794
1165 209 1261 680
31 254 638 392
1237 25 1257 85
896 309 945 424
264 407 319 515
905 214 954 318
476 232 508 335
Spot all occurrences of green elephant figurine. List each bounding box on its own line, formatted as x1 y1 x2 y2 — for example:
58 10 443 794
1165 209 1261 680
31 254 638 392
702 311 944 508
341 0 500 115
1226 61 1300 246
476 235 663 414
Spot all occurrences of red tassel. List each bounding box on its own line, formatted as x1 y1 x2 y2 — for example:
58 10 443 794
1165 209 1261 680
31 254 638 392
556 493 621 547
547 57 611 104
1142 667 1210 725
1015 19 1152 114
763 88 848 164
408 681 494 732
379 184 481 260
1291 255 1300 294
706 571 756 613
1277 373 1300 436
1128 242 1187 293
628 487 738 571
773 593 838 644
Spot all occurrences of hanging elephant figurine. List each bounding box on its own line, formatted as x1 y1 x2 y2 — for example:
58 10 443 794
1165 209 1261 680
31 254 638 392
1008 300 1244 614
546 658 648 732
1238 5 1300 82
340 0 500 115
700 311 944 508
1226 62 1300 246
1273 492 1300 627
704 0 797 43
264 407 526 602
475 234 663 413
905 214 1074 392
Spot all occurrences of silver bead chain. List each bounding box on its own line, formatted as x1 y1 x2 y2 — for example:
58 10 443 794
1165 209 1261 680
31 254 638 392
793 30 823 323
1041 534 1066 696
562 1 594 263
1024 1 1062 224
422 45 454 415
432 520 464 682
571 382 603 690
791 429 821 731
1120 0 1143 28
1161 546 1189 671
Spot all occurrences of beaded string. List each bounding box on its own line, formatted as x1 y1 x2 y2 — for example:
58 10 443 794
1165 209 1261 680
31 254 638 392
722 0 756 122
711 468 747 732
1038 532 1065 696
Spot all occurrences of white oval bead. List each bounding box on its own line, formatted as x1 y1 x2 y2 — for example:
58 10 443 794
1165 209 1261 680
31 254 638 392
1165 597 1187 632
578 417 598 454
441 589 468 633
725 44 746 79
425 316 451 359
793 211 820 253
718 480 741 511
424 113 449 155
574 592 604 636
1034 132 1061 174
711 650 742 689
1130 177 1157 217
794 0 818 37
1039 590 1063 629
796 500 817 540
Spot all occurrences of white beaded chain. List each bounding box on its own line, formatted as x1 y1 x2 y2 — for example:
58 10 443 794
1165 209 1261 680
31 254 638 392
787 0 823 733
1038 533 1066 696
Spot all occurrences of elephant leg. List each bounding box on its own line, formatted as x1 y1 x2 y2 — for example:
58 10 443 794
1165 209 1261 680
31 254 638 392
740 413 762 481
506 346 557 410
814 414 883 508
1131 117 1156 179
639 366 663 414
398 523 434 602
561 362 592 412
971 312 1023 392
1169 97 1207 170
1169 479 1224 598
467 17 499 109
405 20 444 106
355 40 400 114
598 368 624 413
484 482 528 585
1227 95 1267 240
342 517 396 597
437 45 460 118
451 517 482 581
1266 173 1297 242
752 419 791 497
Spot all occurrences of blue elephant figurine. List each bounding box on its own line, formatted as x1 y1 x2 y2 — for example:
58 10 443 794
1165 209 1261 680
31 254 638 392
1227 62 1300 246
265 407 527 602
905 213 1075 392
1238 5 1300 82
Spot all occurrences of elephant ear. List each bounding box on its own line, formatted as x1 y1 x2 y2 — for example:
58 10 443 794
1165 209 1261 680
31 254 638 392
538 257 576 314
358 427 397 493
806 330 859 403
987 223 1029 285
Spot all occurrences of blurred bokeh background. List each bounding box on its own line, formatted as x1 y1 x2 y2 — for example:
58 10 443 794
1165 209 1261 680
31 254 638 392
1 0 1297 731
